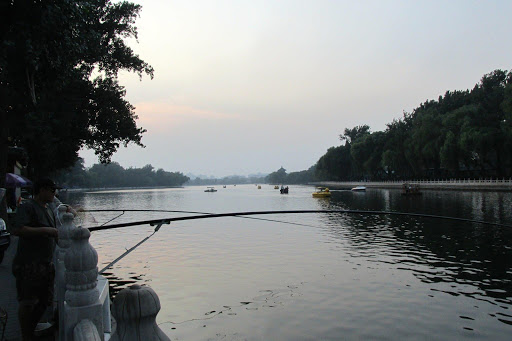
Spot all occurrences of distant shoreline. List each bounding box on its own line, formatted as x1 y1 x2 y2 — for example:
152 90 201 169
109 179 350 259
61 185 185 192
310 179 512 191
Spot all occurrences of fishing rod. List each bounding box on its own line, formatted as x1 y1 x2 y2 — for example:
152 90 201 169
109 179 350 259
84 209 512 232
83 209 321 228
88 209 320 274
88 209 510 274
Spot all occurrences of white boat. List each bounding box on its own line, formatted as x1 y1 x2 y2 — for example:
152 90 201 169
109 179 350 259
351 186 366 192
204 187 217 192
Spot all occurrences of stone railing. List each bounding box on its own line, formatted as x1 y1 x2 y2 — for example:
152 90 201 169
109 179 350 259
55 206 170 341
310 178 512 191
351 178 512 183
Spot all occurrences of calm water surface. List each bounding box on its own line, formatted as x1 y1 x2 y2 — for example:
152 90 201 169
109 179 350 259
61 185 512 340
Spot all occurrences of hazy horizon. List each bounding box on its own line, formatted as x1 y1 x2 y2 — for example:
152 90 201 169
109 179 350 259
80 0 512 178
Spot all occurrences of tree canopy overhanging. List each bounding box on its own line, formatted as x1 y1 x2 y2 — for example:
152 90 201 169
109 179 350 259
0 0 154 184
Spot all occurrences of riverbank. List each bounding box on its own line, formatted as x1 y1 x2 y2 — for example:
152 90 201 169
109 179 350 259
61 185 184 192
310 179 512 191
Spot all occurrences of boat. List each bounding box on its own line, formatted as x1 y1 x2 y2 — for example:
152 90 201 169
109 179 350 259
402 183 421 195
204 187 217 192
257 185 261 189
312 187 331 198
274 185 279 189
351 186 366 192
280 186 289 194
223 185 226 188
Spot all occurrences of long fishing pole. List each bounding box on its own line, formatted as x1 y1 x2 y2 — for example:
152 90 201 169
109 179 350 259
89 209 510 275
89 209 326 273
83 209 321 228
84 209 512 232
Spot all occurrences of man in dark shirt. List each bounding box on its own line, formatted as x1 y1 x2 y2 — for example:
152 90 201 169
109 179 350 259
12 178 59 341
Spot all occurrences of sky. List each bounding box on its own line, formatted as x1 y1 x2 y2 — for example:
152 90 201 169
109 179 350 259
80 0 512 178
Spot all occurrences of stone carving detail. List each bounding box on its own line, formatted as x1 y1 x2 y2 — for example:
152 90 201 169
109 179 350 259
57 208 76 249
73 319 101 341
64 227 99 307
56 208 77 340
111 285 170 341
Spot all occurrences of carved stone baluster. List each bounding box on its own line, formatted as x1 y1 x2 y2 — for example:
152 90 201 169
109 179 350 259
62 227 104 341
55 207 76 341
111 285 170 341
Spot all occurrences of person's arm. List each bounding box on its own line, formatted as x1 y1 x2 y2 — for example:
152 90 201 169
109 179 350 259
54 197 78 217
15 225 58 239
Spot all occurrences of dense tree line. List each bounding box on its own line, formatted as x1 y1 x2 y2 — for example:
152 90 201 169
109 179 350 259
53 159 189 188
315 70 512 181
265 166 316 184
187 175 266 186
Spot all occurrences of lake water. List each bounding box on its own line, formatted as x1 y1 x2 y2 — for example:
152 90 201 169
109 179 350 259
61 185 512 340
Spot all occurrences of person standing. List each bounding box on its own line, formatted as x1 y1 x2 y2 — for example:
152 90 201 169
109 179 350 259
11 178 59 340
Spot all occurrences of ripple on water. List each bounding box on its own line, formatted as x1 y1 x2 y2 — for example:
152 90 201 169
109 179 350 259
65 186 512 340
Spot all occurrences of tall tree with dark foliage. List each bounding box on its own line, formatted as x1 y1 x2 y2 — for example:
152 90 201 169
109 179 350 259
1 0 153 221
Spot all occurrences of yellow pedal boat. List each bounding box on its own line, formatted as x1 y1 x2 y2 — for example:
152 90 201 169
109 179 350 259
312 187 331 198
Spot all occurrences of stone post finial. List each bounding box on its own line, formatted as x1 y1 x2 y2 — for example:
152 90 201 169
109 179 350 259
57 210 75 249
111 285 170 341
62 227 105 340
64 227 99 306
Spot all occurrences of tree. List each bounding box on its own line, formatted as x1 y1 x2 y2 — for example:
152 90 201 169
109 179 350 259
313 69 512 180
53 158 89 188
339 125 371 145
265 167 287 184
315 145 353 180
1 0 153 178
350 131 386 179
381 114 413 178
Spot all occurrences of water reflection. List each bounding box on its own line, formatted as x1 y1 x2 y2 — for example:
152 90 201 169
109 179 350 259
65 186 512 339
101 270 144 300
321 189 512 326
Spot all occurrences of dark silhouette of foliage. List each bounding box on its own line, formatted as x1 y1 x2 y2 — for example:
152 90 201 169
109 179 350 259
264 165 316 184
1 0 154 180
315 69 512 180
53 159 189 189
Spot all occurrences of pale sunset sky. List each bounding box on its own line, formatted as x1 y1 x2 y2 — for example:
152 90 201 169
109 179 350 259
80 0 512 177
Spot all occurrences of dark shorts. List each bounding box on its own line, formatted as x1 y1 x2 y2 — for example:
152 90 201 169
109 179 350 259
12 262 55 305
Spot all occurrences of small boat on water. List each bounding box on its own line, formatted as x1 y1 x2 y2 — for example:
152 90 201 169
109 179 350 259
274 185 279 189
223 185 226 188
402 183 421 195
312 187 331 198
280 186 289 194
204 187 217 192
351 186 366 192
257 185 261 189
